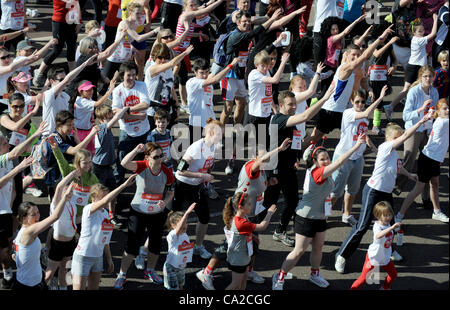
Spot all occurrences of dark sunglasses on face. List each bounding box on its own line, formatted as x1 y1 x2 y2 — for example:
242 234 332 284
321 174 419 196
157 55 170 60
0 54 11 60
11 104 25 109
152 154 164 160
161 35 174 40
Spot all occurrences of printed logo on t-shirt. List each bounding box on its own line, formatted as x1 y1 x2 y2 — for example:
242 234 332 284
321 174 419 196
384 231 394 248
265 83 272 97
199 156 214 173
101 218 114 231
353 122 368 141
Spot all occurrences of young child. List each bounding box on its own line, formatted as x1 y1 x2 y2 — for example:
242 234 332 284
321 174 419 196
70 72 119 156
186 57 239 143
93 104 130 225
396 98 449 223
350 201 400 290
433 50 449 100
163 203 197 290
223 192 277 290
147 109 174 169
386 14 439 115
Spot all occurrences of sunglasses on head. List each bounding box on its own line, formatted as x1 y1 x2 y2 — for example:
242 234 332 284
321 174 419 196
0 54 11 60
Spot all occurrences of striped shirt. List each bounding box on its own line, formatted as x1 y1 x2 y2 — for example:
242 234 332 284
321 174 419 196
175 14 195 52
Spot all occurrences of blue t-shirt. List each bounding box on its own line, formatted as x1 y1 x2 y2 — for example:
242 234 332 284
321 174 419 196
93 123 115 166
343 0 366 23
45 132 76 185
147 128 173 168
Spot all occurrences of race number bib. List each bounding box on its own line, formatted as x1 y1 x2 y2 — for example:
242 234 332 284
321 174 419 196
238 51 249 67
369 65 388 81
9 128 28 146
71 184 90 206
324 195 332 217
336 0 345 18
291 130 303 150
175 241 194 268
261 97 272 115
195 14 210 27
255 194 265 215
139 193 163 214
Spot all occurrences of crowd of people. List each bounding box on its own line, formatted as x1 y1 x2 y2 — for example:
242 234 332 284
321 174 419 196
0 0 448 291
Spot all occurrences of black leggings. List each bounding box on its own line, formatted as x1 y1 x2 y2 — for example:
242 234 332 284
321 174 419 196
43 21 77 65
102 60 122 80
172 179 210 224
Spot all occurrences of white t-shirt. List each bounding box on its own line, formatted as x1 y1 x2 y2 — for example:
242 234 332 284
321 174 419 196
0 154 13 215
144 62 174 116
422 117 449 163
51 202 77 239
367 141 400 193
74 97 95 130
367 222 394 266
248 69 273 118
313 0 340 33
14 227 42 287
42 88 70 135
409 36 428 66
112 82 150 137
107 26 133 63
74 204 113 258
165 229 193 269
186 77 215 128
333 108 368 159
0 0 25 30
293 94 308 134
175 139 216 186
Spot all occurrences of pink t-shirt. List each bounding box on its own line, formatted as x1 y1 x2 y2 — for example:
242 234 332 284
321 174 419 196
324 36 342 68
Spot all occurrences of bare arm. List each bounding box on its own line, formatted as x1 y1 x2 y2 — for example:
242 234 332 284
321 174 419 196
391 114 429 150
268 5 307 31
66 125 100 155
332 14 366 44
355 85 389 120
251 138 291 174
294 63 325 103
254 205 277 231
175 203 196 235
120 143 145 171
107 107 130 129
202 58 239 87
7 121 48 160
426 13 439 41
376 223 401 239
261 53 289 84
149 45 194 77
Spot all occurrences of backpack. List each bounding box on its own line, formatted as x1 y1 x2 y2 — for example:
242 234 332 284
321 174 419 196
212 29 237 67
30 136 52 179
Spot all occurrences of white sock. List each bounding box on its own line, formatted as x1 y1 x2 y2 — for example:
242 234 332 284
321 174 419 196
3 268 12 280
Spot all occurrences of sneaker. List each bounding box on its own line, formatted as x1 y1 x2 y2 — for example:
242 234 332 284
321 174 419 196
342 214 358 226
272 231 295 247
432 210 449 223
390 250 403 262
110 216 121 228
32 69 46 88
196 269 215 290
383 104 393 121
144 269 163 284
335 254 346 274
225 159 235 175
135 253 146 270
392 188 402 196
371 126 384 136
24 186 43 197
309 273 329 288
206 184 219 200
193 245 212 259
1 277 13 289
247 270 265 284
272 273 284 290
113 274 127 290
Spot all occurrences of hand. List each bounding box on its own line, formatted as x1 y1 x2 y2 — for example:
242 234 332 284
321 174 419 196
297 5 307 15
272 8 283 20
157 200 167 209
389 36 400 44
185 45 194 54
281 52 290 63
186 202 196 214
419 99 432 113
323 82 336 101
279 138 291 151
124 173 137 186
392 222 401 230
135 143 146 153
50 38 59 46
381 24 395 40
356 133 367 145
268 177 278 186
153 26 162 33
369 90 375 102
379 85 389 98
35 121 48 136
68 169 82 181
267 204 277 214
91 125 100 134
76 24 82 34
387 66 396 76
230 57 240 67
409 173 418 182
18 156 34 170
47 135 58 149
64 182 75 200
201 33 209 41
356 13 366 23
316 62 325 74
433 13 438 21
294 161 301 169
86 54 98 66
202 173 214 183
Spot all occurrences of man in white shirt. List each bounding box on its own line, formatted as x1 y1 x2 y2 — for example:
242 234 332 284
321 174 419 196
112 61 150 184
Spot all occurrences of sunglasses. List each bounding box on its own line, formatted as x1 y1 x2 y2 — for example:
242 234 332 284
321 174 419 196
161 35 174 40
157 55 170 60
0 54 11 60
11 104 25 109
152 154 164 160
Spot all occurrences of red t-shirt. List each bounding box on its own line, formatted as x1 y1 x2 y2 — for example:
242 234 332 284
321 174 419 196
234 216 256 236
134 161 175 185
105 0 122 27
311 166 327 185
52 0 81 24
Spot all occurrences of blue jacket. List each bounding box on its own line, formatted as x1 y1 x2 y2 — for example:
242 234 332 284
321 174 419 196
403 83 439 131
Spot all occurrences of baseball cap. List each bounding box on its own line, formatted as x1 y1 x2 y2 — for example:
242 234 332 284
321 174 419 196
11 72 32 83
78 81 96 92
17 40 34 51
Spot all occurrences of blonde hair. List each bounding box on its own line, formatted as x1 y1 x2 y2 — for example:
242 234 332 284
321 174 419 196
438 50 449 64
90 183 109 200
411 65 434 88
85 20 100 33
166 211 185 230
385 122 403 139
373 201 394 220
95 105 112 120
435 98 449 118
74 149 92 171
289 75 305 92
127 1 143 14
151 42 171 60
79 36 97 56
254 50 271 66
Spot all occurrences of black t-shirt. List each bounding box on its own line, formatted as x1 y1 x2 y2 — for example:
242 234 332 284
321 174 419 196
270 113 299 171
0 113 32 149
